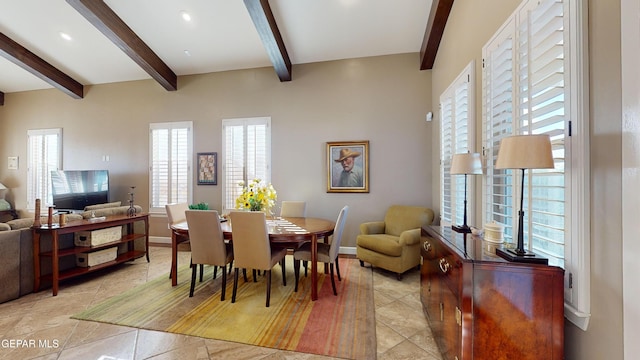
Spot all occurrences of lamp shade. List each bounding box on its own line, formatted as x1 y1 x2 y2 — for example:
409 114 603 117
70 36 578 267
495 134 554 170
450 152 483 175
0 182 6 191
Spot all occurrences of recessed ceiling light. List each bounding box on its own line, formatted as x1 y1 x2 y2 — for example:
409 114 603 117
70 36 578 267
184 50 191 57
180 11 192 22
59 32 72 41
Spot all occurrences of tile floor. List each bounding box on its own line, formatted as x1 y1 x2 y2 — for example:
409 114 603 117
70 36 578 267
0 246 443 360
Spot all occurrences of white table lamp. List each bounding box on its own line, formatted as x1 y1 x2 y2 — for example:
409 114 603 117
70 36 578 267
0 182 11 210
450 152 483 233
495 134 554 264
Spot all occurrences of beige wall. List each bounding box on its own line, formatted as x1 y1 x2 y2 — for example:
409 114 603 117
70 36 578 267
0 53 433 247
430 0 624 359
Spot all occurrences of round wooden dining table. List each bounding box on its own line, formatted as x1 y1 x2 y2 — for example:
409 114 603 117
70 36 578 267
170 216 335 301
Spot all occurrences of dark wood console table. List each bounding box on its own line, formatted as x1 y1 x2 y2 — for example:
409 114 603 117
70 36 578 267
33 213 149 296
421 226 564 360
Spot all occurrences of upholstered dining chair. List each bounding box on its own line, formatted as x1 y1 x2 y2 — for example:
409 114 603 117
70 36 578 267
293 205 349 296
280 201 306 217
185 210 234 300
356 205 434 280
229 211 288 307
166 203 204 279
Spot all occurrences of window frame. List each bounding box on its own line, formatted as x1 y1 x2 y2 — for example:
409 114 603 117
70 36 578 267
481 0 590 330
221 117 271 213
148 121 193 214
26 128 62 211
440 61 476 227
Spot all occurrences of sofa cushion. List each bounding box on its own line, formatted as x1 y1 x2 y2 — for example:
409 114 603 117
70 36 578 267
0 223 11 231
6 214 83 230
82 205 142 219
84 201 122 211
356 234 403 257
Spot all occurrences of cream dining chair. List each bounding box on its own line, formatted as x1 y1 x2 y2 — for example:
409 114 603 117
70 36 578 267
185 210 234 300
280 201 307 217
293 205 349 296
229 211 288 307
165 203 203 280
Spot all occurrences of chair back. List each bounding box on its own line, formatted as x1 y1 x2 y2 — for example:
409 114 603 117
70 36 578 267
229 211 272 270
280 201 306 217
384 205 434 236
166 203 189 226
185 210 228 265
328 206 349 261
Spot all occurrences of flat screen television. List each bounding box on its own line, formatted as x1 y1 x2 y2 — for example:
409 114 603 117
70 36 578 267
50 170 109 211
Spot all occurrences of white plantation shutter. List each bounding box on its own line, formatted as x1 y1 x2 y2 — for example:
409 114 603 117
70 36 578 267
482 0 589 328
222 117 271 212
483 21 515 242
440 62 475 226
149 122 192 212
27 128 62 210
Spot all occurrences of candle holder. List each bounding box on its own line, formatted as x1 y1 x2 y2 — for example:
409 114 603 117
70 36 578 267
127 186 136 217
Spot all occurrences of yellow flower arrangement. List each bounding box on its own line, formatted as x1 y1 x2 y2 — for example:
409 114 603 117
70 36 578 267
235 179 277 213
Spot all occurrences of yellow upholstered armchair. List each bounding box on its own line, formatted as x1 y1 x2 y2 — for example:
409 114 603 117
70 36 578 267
356 205 434 280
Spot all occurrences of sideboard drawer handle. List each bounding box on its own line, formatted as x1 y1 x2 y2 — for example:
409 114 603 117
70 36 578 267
423 241 432 252
439 258 450 273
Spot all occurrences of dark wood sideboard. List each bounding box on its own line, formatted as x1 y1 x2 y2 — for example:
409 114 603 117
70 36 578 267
420 226 564 360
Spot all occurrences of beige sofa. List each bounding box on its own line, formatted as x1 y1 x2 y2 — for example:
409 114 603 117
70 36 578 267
0 202 142 304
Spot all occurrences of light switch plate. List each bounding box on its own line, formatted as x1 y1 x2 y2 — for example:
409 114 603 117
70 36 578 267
7 156 18 170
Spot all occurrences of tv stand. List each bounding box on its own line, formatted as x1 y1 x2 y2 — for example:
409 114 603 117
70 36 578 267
32 213 149 296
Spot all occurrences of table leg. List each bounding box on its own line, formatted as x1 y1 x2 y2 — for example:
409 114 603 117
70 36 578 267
33 230 40 292
52 232 59 296
144 217 150 262
311 233 318 301
171 230 178 286
323 235 329 274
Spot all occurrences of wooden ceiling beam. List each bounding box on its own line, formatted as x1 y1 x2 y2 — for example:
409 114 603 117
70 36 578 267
0 32 84 99
244 0 292 82
66 0 177 91
420 0 455 70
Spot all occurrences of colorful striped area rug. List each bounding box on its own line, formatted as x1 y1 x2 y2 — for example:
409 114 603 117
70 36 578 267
72 258 376 359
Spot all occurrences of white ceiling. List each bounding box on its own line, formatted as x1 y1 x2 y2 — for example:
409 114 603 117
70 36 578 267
0 0 432 94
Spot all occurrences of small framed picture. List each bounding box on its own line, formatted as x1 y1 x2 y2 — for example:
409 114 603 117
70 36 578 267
327 141 369 193
197 152 217 185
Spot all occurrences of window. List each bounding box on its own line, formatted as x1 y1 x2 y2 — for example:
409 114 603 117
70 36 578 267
149 122 193 213
440 61 475 227
482 0 589 329
222 117 271 212
27 128 62 210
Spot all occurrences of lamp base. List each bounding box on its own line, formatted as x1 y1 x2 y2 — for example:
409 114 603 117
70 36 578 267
452 224 471 233
496 247 548 265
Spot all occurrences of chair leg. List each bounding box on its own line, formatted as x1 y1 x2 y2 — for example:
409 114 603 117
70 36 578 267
281 259 286 286
335 257 342 281
199 264 204 282
303 260 308 277
253 269 258 282
359 260 365 267
220 266 227 301
232 268 239 303
243 268 248 282
213 266 218 280
293 259 300 292
228 261 233 274
266 269 272 307
330 263 337 296
189 263 197 297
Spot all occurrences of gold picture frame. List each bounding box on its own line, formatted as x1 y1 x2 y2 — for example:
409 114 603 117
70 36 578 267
197 152 217 185
327 141 369 193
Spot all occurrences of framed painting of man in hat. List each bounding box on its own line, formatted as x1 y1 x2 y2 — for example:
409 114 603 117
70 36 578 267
327 140 369 193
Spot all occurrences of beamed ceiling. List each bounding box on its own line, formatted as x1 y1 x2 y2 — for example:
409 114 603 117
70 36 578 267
0 0 453 106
